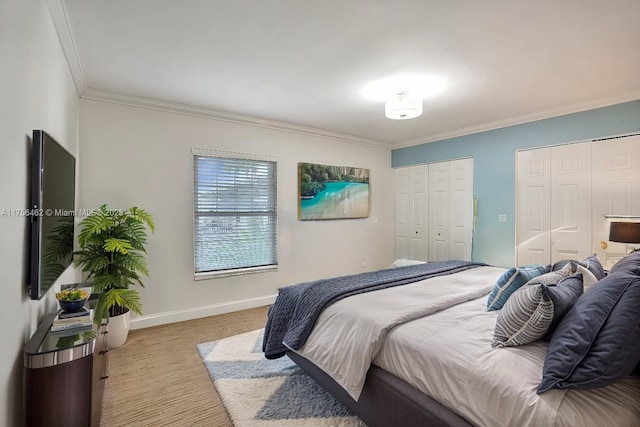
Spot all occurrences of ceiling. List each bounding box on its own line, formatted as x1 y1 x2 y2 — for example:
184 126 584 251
53 0 640 148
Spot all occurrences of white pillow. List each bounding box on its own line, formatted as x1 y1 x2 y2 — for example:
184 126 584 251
391 259 426 268
573 262 599 291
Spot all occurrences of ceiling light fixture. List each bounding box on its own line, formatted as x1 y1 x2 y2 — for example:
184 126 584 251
362 74 446 121
385 92 422 120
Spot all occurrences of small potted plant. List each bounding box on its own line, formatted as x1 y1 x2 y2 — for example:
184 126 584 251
74 204 154 348
55 288 90 313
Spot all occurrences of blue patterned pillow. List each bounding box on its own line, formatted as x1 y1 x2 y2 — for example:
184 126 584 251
486 264 548 311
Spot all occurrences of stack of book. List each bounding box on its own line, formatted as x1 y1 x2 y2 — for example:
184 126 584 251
51 308 94 332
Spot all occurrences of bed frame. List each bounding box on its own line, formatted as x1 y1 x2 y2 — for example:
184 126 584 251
288 351 473 427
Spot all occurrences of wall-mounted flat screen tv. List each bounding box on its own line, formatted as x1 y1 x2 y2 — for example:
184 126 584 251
30 130 76 300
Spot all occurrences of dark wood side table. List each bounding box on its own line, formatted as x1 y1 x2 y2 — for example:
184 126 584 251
24 298 108 427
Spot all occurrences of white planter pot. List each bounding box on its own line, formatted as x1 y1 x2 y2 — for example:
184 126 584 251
107 310 131 349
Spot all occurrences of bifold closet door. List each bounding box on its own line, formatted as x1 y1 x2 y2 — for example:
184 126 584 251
428 158 473 262
549 142 592 262
428 162 449 261
394 165 428 261
516 149 551 265
517 141 597 266
592 135 640 267
449 159 474 261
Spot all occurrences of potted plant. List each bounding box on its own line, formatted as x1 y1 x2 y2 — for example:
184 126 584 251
55 288 90 313
74 204 155 348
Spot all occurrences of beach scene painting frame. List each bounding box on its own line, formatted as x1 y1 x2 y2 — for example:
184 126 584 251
298 162 370 220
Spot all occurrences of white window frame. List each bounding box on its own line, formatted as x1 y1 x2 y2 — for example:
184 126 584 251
192 148 278 280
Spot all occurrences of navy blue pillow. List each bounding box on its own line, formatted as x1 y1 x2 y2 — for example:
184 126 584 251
537 271 640 393
552 254 605 280
544 274 584 339
608 250 640 276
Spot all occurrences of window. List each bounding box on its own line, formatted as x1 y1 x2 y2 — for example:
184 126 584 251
193 150 277 279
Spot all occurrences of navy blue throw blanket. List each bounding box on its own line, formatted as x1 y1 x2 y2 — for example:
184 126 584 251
262 260 487 359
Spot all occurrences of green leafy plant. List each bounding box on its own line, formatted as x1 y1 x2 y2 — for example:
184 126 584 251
42 215 74 287
74 205 155 321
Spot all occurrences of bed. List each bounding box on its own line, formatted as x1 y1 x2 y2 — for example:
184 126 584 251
262 255 640 426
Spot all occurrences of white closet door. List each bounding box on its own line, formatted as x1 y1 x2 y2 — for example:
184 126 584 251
550 142 592 262
516 149 551 265
409 165 429 260
394 168 411 260
449 158 474 261
394 165 429 261
592 135 640 268
429 162 450 261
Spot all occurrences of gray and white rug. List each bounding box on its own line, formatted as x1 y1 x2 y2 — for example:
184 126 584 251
197 329 365 426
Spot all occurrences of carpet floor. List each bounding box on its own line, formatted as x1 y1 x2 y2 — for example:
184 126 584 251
197 329 365 427
100 306 270 426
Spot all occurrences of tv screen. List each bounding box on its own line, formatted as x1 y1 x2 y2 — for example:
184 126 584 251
30 130 76 300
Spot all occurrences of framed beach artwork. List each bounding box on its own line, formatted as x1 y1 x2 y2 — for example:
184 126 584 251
298 162 370 220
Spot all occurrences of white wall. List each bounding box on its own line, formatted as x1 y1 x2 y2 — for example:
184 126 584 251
79 99 394 327
0 1 80 425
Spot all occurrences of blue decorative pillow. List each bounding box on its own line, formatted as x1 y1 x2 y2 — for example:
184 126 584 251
486 264 548 311
537 271 640 393
492 274 583 348
552 254 605 280
608 250 640 276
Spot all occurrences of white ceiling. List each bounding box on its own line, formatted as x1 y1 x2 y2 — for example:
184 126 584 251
54 0 640 148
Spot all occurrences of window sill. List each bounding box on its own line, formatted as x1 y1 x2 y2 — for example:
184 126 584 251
194 265 278 281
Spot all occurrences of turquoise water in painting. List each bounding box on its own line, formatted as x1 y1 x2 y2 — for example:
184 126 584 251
301 182 354 208
300 181 369 219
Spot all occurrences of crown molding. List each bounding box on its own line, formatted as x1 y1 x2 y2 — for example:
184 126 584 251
47 0 639 152
47 0 389 149
395 89 640 149
81 88 391 149
46 0 87 95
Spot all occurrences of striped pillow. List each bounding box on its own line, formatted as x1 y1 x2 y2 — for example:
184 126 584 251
493 285 553 348
523 262 573 287
486 264 548 311
552 254 606 281
492 274 584 348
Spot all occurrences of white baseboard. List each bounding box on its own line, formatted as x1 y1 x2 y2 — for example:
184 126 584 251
129 294 277 330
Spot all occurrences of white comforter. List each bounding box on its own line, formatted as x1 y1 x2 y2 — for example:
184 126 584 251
295 266 504 400
294 265 640 427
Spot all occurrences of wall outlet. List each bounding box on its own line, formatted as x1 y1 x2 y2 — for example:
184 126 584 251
498 214 507 223
371 216 378 224
361 258 367 267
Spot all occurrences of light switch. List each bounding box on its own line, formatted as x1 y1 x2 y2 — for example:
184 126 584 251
498 214 507 223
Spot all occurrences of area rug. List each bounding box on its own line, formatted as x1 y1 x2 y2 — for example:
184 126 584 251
197 329 365 426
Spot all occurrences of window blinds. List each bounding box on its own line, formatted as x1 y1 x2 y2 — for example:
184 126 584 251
193 154 277 277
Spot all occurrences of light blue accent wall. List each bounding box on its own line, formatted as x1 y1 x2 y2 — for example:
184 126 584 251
392 100 640 268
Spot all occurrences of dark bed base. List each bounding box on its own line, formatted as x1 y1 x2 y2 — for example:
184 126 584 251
287 351 473 427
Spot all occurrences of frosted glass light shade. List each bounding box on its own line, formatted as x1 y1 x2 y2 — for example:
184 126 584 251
385 94 422 120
